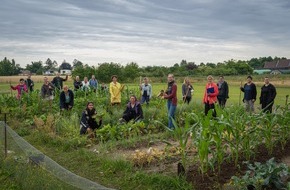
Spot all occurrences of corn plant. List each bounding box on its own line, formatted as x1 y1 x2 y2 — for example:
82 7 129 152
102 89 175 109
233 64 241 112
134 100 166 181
259 113 279 155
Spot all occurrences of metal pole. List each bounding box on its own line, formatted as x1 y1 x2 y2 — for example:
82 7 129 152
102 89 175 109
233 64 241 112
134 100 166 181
4 113 7 158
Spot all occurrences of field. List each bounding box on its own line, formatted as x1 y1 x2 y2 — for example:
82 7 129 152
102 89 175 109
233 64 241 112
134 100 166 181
0 75 290 190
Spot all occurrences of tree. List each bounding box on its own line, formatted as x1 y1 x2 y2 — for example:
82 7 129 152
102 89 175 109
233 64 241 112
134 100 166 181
123 62 140 82
0 57 20 76
26 61 43 74
95 62 123 82
72 59 83 68
44 58 57 70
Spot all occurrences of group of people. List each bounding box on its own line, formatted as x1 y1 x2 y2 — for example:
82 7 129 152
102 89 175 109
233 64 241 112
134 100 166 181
10 73 277 136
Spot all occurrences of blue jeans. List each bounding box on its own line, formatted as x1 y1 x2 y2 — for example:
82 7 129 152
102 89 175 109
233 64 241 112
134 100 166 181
141 96 150 104
167 100 176 129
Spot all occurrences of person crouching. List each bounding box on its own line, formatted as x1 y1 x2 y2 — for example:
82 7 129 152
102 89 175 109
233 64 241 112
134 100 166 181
80 102 102 138
119 95 143 123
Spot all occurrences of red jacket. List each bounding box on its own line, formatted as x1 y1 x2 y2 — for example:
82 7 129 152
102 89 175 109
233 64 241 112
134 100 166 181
11 84 28 99
164 83 177 106
203 82 218 104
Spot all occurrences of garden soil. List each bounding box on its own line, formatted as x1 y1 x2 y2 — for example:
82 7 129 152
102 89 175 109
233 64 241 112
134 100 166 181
92 140 290 190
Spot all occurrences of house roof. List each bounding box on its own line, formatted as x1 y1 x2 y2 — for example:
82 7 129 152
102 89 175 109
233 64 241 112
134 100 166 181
59 62 72 70
264 59 290 69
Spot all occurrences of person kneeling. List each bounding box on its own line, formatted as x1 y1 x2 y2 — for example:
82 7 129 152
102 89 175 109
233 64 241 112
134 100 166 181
120 95 143 123
80 102 102 138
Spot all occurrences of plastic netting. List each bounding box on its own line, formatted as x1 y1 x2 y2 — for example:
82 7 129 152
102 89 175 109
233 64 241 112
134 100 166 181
0 121 115 190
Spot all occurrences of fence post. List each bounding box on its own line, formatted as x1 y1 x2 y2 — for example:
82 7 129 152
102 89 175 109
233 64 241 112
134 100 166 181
4 112 7 158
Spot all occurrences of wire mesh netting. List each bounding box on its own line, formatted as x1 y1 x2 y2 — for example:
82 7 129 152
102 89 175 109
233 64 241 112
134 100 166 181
0 121 115 190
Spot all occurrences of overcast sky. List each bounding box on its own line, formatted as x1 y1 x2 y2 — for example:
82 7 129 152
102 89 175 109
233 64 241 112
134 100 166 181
1 0 290 67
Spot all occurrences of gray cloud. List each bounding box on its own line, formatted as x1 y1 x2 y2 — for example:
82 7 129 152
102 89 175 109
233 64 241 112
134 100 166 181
0 0 290 67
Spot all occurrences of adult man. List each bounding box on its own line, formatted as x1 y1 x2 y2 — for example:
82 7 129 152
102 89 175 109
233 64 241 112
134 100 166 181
162 74 177 130
217 76 229 108
260 77 276 113
26 74 34 92
52 72 68 91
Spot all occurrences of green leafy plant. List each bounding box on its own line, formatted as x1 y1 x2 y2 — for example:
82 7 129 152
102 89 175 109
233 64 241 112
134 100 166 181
231 158 290 190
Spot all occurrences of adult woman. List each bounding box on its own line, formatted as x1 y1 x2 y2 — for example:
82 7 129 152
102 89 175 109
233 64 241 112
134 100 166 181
109 75 122 106
59 85 74 111
10 78 28 99
140 77 152 105
81 77 90 91
240 76 257 112
182 78 193 104
162 74 177 129
73 76 82 91
203 75 218 117
80 102 102 137
120 95 143 123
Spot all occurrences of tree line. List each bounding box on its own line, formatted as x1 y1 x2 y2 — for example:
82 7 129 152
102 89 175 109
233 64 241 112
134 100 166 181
0 56 287 80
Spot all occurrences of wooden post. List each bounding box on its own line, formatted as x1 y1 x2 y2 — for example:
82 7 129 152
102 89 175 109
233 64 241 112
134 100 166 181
4 112 7 158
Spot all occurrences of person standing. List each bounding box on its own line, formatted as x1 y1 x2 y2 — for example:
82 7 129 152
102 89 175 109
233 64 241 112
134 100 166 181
89 75 98 92
182 78 193 104
140 77 152 105
41 77 55 105
59 85 74 111
10 78 28 99
52 72 68 91
73 76 82 91
203 75 219 117
120 95 143 123
259 77 276 113
162 74 177 130
81 77 90 92
217 75 229 108
109 75 122 106
240 76 257 113
80 102 102 138
26 74 34 92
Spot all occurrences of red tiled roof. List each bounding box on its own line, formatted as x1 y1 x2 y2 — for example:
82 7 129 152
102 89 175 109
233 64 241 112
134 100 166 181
264 59 290 69
264 61 277 69
277 59 290 68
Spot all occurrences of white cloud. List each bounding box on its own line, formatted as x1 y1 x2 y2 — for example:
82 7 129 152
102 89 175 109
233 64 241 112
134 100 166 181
0 0 290 67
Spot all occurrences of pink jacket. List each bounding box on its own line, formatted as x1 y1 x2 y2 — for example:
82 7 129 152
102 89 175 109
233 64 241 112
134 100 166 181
11 84 28 99
203 82 219 104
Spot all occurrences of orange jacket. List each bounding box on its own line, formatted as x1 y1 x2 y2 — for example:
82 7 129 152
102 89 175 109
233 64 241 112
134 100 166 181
203 82 219 104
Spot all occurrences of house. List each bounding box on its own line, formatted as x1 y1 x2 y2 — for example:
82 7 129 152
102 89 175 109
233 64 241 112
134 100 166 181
59 61 72 75
263 59 290 74
43 70 55 75
18 70 31 76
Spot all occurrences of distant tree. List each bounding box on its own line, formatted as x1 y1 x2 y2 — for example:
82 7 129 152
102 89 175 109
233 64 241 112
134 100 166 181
0 57 20 76
95 62 123 82
123 62 140 82
44 58 57 70
26 61 43 74
206 63 216 68
180 60 187 67
72 59 83 68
